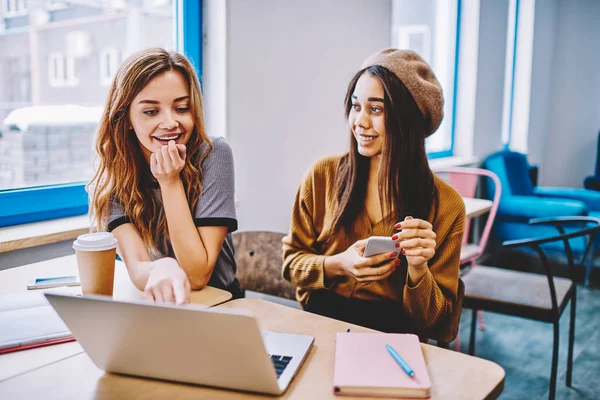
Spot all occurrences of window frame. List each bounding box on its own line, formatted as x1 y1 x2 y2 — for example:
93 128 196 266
501 0 520 149
427 0 461 160
0 0 203 228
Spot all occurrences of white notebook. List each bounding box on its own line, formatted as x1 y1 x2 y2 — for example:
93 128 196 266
0 289 79 354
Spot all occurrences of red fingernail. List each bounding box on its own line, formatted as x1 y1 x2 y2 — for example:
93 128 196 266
395 259 401 265
401 249 406 255
394 223 402 229
391 235 398 240
395 242 400 248
389 252 397 258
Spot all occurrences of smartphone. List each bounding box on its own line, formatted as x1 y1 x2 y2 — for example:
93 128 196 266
363 236 401 258
27 276 80 290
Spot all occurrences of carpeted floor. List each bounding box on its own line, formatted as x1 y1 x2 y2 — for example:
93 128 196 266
454 283 600 399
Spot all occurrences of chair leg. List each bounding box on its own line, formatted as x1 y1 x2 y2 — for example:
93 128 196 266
567 290 577 387
454 332 461 352
549 321 559 400
468 309 477 356
477 310 486 330
584 255 592 287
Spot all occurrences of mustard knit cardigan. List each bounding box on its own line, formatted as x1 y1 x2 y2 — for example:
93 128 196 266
282 155 466 333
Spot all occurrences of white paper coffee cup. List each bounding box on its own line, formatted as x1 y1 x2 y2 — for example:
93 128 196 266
73 232 118 296
73 232 118 252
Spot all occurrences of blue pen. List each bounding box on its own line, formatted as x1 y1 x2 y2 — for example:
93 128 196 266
385 344 415 377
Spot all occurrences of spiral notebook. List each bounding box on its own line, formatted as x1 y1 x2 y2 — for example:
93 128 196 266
0 290 77 355
333 332 431 398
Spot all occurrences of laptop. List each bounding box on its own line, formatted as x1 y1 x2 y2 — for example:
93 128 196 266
44 293 314 395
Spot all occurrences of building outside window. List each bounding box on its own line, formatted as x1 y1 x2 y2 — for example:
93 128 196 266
3 0 27 16
99 47 119 86
0 0 174 192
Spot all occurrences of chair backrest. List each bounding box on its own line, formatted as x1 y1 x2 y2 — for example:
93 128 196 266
232 231 297 300
436 167 501 265
503 216 600 311
483 150 535 197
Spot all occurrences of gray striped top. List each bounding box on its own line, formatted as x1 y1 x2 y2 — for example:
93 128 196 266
108 136 238 290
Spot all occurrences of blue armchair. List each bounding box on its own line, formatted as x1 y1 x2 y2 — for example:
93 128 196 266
483 150 600 284
583 130 600 191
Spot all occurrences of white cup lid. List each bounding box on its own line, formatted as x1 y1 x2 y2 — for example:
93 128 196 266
73 232 118 252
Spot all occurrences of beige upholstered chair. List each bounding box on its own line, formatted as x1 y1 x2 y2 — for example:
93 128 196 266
232 231 297 300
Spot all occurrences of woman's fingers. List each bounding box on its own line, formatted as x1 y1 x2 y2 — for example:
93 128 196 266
151 151 163 175
352 259 398 282
360 251 398 268
160 283 175 303
394 228 436 241
399 238 436 250
175 143 187 160
173 279 190 305
161 145 172 168
144 290 155 302
403 247 435 258
394 218 432 231
151 286 164 303
167 140 181 165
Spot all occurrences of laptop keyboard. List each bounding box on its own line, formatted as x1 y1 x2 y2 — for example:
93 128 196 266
269 354 293 378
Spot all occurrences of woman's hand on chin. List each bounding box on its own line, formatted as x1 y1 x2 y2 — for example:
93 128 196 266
150 140 187 186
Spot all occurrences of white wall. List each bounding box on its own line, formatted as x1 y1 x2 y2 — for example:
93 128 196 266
216 0 392 232
471 0 510 159
202 0 227 138
526 0 558 167
536 0 600 187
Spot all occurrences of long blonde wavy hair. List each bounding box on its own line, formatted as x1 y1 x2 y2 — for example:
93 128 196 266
88 48 211 252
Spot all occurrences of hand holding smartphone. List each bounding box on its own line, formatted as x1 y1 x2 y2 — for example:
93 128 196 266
363 236 401 258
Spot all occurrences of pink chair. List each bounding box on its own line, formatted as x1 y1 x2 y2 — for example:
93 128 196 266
435 167 501 350
435 167 502 267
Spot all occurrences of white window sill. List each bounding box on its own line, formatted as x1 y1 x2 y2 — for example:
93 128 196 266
0 200 241 253
0 215 89 253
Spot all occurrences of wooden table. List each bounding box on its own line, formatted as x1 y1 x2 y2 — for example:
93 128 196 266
464 197 493 219
0 255 232 382
0 299 505 400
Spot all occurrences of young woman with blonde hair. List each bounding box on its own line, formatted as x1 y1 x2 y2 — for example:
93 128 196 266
89 48 240 304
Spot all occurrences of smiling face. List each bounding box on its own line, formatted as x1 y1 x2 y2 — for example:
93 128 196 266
129 70 194 162
348 72 387 159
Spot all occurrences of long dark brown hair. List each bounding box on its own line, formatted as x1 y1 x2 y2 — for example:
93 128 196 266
88 48 211 252
331 65 438 234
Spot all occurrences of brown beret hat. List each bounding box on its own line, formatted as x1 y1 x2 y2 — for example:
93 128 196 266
361 48 444 137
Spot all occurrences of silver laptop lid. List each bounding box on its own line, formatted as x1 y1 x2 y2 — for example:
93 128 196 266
44 293 311 395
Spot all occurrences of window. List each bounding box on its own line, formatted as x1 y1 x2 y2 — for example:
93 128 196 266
392 0 461 158
47 52 79 87
99 47 119 86
3 0 27 16
0 0 200 227
48 52 65 87
502 0 534 153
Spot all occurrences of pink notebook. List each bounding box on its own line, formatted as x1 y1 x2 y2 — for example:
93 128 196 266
333 333 431 398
